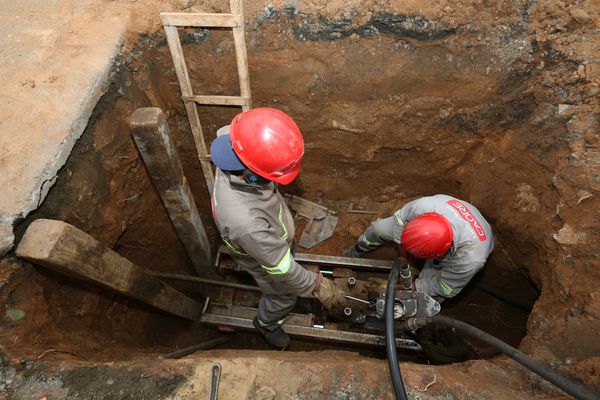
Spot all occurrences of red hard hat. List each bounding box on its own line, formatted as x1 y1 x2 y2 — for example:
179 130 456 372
401 212 453 259
230 108 304 185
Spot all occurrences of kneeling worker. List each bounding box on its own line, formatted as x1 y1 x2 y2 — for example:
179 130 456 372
343 195 494 302
210 108 348 349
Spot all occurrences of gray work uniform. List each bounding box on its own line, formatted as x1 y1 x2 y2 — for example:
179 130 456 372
211 127 318 326
356 195 494 302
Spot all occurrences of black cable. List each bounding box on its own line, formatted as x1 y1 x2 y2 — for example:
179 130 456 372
385 264 408 400
432 315 599 400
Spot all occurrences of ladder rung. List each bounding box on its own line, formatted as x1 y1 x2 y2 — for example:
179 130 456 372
160 12 241 28
184 95 249 106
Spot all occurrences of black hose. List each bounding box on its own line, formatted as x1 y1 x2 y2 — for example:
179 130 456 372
385 264 408 400
432 315 599 400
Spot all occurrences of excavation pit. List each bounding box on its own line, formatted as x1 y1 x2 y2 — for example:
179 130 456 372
1 1 599 399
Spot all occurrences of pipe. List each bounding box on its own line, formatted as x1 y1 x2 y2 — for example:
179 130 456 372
158 336 232 359
151 272 261 292
385 264 408 400
431 315 599 400
476 283 533 312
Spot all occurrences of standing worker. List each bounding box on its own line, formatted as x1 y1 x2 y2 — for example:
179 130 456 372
210 108 350 350
343 195 494 302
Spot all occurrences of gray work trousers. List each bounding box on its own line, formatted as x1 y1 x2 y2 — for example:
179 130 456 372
231 254 298 326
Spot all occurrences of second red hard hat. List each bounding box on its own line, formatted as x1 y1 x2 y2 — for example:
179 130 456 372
401 212 453 259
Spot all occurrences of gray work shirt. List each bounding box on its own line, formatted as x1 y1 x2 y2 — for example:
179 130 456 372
360 195 494 301
211 127 317 297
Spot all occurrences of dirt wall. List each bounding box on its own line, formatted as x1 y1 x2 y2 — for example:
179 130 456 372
0 0 598 395
147 0 600 368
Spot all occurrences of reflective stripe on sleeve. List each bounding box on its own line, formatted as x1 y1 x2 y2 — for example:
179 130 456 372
438 280 462 296
261 248 292 275
394 210 405 226
359 234 381 247
439 279 454 296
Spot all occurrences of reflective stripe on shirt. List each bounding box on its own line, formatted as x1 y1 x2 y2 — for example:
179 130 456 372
278 203 288 241
439 279 462 295
394 210 405 226
221 235 248 256
220 202 290 258
261 248 292 275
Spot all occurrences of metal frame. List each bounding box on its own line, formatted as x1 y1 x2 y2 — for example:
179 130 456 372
161 0 252 195
200 300 421 350
294 253 394 272
215 244 394 273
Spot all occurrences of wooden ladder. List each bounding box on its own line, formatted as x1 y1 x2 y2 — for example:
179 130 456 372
160 0 252 196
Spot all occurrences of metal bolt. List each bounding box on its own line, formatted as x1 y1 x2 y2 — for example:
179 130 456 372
347 277 356 287
344 307 352 316
393 304 405 319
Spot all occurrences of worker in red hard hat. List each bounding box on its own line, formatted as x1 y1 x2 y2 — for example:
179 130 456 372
343 195 494 302
210 108 349 350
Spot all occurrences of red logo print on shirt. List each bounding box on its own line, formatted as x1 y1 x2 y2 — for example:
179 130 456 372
447 200 487 241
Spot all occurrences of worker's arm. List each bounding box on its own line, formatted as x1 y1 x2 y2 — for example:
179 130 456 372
415 254 485 301
235 227 318 298
359 216 397 249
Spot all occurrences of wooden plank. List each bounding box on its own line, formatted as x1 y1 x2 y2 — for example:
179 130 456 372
160 12 241 28
16 219 203 321
163 25 215 194
183 95 249 106
129 107 211 275
230 0 252 112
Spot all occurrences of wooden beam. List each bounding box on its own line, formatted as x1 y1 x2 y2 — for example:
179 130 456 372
183 95 250 107
16 219 202 321
160 12 241 28
129 107 211 275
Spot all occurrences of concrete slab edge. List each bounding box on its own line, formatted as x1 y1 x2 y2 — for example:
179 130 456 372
0 17 129 256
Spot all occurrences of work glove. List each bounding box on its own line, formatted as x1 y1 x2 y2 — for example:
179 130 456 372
314 275 348 310
342 244 366 258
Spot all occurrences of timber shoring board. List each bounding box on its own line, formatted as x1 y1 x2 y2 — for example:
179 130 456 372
129 107 211 274
16 219 203 321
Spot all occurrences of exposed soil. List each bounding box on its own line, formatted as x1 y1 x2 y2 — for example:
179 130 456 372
1 0 599 397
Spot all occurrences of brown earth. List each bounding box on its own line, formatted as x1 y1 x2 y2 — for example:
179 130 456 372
1 0 599 398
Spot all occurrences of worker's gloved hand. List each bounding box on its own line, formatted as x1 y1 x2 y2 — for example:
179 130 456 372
314 275 348 310
342 244 366 258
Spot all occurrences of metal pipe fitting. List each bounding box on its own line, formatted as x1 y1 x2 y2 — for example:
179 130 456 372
397 262 413 290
